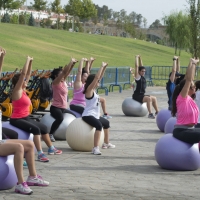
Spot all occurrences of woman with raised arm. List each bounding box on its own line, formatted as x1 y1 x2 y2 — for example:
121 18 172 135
69 58 88 115
0 139 49 195
49 58 78 142
172 58 200 146
166 56 182 110
132 55 159 119
10 56 62 162
82 62 115 155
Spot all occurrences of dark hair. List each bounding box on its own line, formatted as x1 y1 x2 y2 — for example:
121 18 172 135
175 74 185 85
195 80 200 91
83 74 95 94
171 79 186 116
138 66 145 72
12 73 21 87
82 69 88 76
50 67 62 80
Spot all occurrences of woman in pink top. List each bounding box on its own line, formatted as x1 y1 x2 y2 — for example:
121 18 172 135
49 58 78 142
10 56 62 163
172 58 200 145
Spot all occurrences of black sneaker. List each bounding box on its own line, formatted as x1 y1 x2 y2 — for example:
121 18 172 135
148 113 155 119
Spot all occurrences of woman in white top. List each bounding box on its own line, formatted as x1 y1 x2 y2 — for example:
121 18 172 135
82 62 115 155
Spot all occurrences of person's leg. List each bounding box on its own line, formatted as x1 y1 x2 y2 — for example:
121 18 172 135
2 127 18 139
10 118 42 152
82 116 102 155
69 104 84 114
143 96 152 114
100 97 112 119
28 118 62 155
49 106 64 135
150 96 159 114
99 117 115 149
0 142 24 183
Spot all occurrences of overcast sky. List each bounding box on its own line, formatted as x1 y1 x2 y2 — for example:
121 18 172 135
27 0 189 26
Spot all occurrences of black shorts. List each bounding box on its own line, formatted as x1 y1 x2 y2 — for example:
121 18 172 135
132 93 145 103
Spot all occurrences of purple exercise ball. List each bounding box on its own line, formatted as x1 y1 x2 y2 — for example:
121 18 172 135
155 134 200 171
0 155 17 190
164 117 177 134
2 122 32 140
69 109 82 118
156 109 172 132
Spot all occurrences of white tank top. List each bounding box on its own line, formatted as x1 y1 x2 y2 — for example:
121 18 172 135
82 91 100 119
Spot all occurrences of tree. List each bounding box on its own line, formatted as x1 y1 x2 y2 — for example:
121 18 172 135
0 0 25 10
28 12 35 26
143 17 147 28
31 0 47 26
188 0 200 58
149 19 162 28
1 12 10 23
164 11 191 55
136 14 143 27
64 0 96 32
51 0 64 29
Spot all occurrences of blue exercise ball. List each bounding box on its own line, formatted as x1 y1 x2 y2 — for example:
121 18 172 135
156 109 172 132
155 134 200 171
164 117 177 134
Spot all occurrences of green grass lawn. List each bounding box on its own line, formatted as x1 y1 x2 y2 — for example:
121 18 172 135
0 23 192 72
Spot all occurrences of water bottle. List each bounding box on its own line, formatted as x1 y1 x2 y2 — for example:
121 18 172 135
0 110 2 140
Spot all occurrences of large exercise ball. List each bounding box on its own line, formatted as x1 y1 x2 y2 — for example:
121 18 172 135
156 109 172 132
164 117 177 134
155 134 200 171
2 122 33 141
122 97 148 117
0 155 17 190
40 113 76 140
66 118 104 151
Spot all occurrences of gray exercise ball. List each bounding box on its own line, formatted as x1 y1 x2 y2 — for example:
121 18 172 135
40 113 76 140
122 97 148 117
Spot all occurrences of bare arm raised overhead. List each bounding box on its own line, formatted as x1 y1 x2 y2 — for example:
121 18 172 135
12 56 33 100
53 58 78 85
85 62 108 98
73 58 87 90
135 55 140 79
0 47 6 78
169 56 179 83
180 58 199 98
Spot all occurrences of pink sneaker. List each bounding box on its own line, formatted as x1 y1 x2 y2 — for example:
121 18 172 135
48 147 62 155
27 175 49 186
15 182 33 195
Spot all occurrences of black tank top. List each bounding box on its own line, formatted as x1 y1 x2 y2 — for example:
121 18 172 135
134 76 146 94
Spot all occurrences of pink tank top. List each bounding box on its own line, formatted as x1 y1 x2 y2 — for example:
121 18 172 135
11 91 31 118
176 94 199 125
52 81 68 109
70 84 86 107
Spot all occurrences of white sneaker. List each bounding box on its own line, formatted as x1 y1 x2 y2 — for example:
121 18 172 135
92 147 101 155
102 143 116 149
102 114 112 119
15 182 33 195
26 175 49 186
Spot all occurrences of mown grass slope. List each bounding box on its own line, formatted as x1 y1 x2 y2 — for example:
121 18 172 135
0 23 191 72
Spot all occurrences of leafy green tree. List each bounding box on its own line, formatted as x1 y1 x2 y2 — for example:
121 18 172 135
10 13 19 24
31 0 47 26
149 19 162 28
188 0 200 58
0 0 25 10
51 0 64 29
28 12 35 26
1 12 10 23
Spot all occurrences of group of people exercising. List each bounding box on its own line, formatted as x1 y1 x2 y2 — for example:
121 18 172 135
1 44 200 195
0 47 115 195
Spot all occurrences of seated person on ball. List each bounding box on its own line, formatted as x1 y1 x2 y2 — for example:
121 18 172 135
195 80 200 128
132 55 159 119
172 57 200 148
166 56 182 111
10 56 62 162
82 62 115 155
49 58 78 142
70 57 112 119
0 138 49 195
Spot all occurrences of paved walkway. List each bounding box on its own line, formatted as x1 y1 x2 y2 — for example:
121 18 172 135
1 87 200 200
